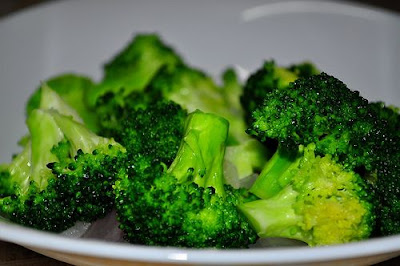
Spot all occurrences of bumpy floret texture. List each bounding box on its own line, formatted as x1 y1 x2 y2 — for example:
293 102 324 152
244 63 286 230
249 73 390 172
241 60 319 123
116 164 257 248
0 108 126 232
88 34 182 107
247 72 400 237
111 100 187 167
114 111 258 248
240 145 375 246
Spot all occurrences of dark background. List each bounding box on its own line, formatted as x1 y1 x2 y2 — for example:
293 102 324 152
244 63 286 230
0 0 400 18
0 1 399 266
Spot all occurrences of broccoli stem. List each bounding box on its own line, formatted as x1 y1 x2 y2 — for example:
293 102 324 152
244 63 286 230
39 83 84 123
250 148 301 199
239 186 305 242
27 109 64 189
240 148 307 242
167 110 229 195
7 144 31 194
49 110 123 156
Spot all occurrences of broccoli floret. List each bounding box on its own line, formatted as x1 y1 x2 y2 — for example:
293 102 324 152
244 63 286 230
248 73 386 172
240 144 375 246
148 65 270 177
148 65 226 117
0 106 125 232
241 60 319 124
91 34 268 180
114 110 258 248
240 71 390 245
369 101 400 133
95 91 155 138
26 74 98 132
112 100 187 166
88 34 182 107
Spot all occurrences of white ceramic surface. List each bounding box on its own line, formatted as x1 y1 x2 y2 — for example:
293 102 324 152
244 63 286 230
0 0 399 265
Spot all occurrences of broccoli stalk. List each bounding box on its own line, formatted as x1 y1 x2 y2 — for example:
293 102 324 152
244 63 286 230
115 110 258 248
26 74 98 132
239 145 374 246
167 110 229 194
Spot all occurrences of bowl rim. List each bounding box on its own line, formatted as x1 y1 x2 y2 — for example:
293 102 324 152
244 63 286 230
1 0 400 264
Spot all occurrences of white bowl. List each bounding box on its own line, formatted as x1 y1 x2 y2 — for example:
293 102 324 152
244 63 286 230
1 0 399 265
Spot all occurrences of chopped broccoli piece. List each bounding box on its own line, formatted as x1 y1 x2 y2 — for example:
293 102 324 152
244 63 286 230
369 101 400 133
240 145 374 246
95 91 155 138
112 100 187 166
88 34 182 107
115 110 258 248
240 70 387 245
0 101 125 232
248 73 384 171
241 60 319 124
91 34 268 181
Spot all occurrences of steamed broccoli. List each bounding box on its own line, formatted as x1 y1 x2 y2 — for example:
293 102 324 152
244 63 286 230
241 60 319 124
114 110 258 248
240 144 375 246
88 34 182 108
26 74 98 132
109 100 187 166
90 33 269 180
147 63 244 143
369 101 400 133
0 89 125 232
239 72 387 245
95 91 155 138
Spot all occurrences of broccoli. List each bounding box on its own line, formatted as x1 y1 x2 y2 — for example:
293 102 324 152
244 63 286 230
114 110 258 248
239 72 390 245
241 60 319 124
147 64 246 143
239 144 375 246
88 34 182 108
0 89 125 232
26 73 98 132
90 34 269 180
369 101 400 133
110 100 187 166
88 34 183 137
95 91 155 138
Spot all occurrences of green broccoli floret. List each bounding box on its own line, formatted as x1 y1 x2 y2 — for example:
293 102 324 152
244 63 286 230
95 91 155 138
26 74 98 132
240 72 386 245
147 65 245 142
248 73 386 172
111 100 187 166
0 106 125 232
148 65 270 176
88 34 182 108
240 144 375 246
369 101 400 133
91 34 269 180
241 60 319 124
114 110 258 248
